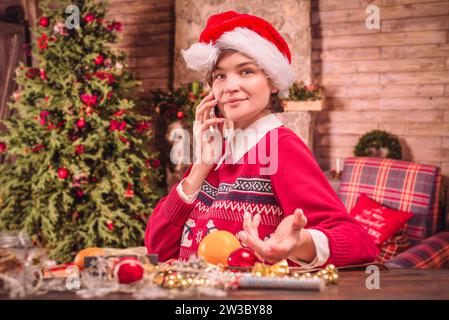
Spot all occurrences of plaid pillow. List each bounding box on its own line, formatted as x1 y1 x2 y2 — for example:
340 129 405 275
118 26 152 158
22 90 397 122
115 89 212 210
376 226 411 263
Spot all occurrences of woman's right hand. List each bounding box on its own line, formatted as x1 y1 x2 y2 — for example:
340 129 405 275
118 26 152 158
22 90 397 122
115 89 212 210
181 92 225 196
193 91 226 168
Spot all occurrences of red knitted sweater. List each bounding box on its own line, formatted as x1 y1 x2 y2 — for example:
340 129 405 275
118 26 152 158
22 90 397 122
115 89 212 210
145 126 378 266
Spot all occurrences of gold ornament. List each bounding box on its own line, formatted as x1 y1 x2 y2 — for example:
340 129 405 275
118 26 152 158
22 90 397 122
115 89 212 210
252 262 339 286
251 259 289 277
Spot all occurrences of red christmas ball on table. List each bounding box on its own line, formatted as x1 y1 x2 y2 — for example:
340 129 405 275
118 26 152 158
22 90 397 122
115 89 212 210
113 257 144 284
227 247 260 268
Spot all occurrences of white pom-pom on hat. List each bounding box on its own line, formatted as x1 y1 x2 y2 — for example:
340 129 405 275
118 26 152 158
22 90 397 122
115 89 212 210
181 42 220 73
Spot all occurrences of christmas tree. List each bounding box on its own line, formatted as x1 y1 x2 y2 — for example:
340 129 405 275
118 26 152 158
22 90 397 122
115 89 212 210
0 0 163 262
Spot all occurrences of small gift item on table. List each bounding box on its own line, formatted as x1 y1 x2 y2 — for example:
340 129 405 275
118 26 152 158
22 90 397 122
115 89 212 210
230 261 338 291
74 247 105 270
237 274 325 291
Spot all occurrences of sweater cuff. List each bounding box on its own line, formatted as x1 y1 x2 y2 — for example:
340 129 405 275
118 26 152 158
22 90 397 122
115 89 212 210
162 184 197 227
176 178 200 203
287 229 329 269
309 226 351 267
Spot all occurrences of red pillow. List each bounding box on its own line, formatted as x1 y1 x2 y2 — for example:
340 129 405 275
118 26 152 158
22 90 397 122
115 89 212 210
349 194 413 247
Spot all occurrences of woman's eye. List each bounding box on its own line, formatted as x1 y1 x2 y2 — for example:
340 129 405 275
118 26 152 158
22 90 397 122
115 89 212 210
214 74 224 80
241 69 254 75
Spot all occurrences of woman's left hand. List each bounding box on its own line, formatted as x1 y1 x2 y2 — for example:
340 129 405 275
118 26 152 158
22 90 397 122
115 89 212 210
238 208 308 264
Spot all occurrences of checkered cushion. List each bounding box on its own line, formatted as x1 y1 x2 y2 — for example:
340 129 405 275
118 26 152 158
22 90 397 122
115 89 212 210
339 157 442 246
383 232 449 269
376 226 411 264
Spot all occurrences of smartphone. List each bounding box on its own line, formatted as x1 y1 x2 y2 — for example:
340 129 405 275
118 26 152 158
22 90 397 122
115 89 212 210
209 105 220 134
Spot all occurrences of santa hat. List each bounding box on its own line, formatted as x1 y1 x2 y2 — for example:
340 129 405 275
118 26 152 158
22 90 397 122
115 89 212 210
181 11 294 98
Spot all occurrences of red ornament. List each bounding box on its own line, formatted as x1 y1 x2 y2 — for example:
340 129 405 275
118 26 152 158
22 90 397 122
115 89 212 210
113 257 144 284
57 167 69 179
81 93 98 107
93 71 115 85
40 69 47 80
94 55 104 65
176 111 184 119
37 33 49 50
77 118 86 129
227 248 260 268
75 188 84 198
0 142 6 153
150 159 161 168
75 144 84 155
136 121 151 134
26 68 39 79
32 144 45 153
107 22 123 32
114 109 125 117
39 17 50 27
124 184 134 198
119 135 129 145
106 219 114 231
39 110 49 125
84 14 95 23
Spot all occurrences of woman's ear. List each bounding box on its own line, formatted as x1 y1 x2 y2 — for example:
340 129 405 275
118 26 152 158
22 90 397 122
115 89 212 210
269 83 280 95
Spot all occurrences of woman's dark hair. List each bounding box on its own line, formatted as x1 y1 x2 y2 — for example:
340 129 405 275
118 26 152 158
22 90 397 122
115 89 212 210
205 49 284 114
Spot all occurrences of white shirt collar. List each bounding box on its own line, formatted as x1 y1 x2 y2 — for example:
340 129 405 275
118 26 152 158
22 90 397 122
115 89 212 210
214 113 283 171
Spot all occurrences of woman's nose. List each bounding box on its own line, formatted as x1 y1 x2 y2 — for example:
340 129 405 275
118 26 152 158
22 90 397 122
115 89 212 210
223 74 240 93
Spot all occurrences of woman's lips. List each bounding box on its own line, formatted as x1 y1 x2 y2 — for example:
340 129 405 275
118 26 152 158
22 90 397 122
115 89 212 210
226 99 247 107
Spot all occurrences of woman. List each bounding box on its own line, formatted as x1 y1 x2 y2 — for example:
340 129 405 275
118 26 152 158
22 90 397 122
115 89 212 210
145 11 378 268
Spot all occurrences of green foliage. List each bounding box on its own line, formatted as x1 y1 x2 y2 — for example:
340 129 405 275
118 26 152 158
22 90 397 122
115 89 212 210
0 0 163 263
354 130 402 160
284 82 322 101
148 81 207 124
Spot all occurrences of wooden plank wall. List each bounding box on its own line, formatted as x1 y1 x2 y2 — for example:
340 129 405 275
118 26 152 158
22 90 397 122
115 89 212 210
106 0 175 95
312 0 449 178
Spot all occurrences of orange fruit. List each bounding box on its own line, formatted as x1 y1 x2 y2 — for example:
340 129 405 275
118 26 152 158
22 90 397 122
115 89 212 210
197 231 242 266
74 247 105 270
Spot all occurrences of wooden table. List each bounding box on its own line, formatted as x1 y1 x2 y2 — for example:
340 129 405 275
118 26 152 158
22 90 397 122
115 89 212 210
2 268 449 300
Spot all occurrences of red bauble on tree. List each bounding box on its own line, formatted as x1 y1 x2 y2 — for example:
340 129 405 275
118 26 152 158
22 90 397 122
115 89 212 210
124 184 134 198
75 188 84 198
176 111 184 119
106 219 114 231
57 167 69 179
75 144 85 155
84 14 95 23
227 247 260 268
77 118 86 129
0 142 6 153
113 257 144 284
39 17 50 27
94 55 104 65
